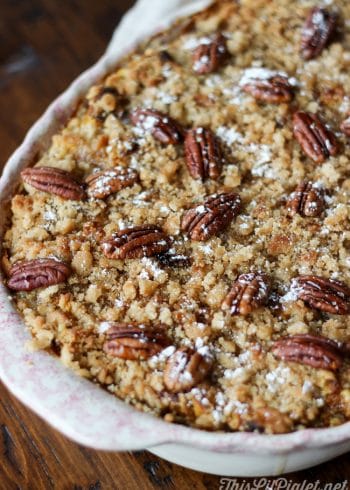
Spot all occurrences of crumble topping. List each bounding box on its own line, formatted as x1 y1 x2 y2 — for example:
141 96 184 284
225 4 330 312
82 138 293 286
2 0 350 433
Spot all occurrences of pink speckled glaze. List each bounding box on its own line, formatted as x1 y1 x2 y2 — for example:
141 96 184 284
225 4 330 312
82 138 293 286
1 0 350 458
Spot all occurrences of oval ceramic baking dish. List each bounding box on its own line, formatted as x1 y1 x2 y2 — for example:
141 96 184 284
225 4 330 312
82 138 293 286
1 0 350 477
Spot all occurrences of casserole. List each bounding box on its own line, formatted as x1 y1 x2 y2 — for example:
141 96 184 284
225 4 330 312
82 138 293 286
1 0 350 476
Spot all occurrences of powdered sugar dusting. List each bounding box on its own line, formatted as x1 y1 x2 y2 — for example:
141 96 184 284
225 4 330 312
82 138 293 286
239 67 298 88
248 144 274 178
216 126 244 145
194 55 209 72
98 321 112 334
141 257 164 279
240 67 280 85
266 366 291 393
216 125 275 178
183 36 212 50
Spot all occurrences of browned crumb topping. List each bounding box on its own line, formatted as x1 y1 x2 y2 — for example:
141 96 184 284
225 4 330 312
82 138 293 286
3 0 350 434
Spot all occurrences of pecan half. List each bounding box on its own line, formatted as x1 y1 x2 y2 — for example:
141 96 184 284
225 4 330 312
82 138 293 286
242 75 293 104
291 275 350 315
192 33 228 74
164 347 213 393
7 258 71 291
130 108 183 145
340 117 350 136
185 128 223 181
85 167 139 199
21 167 86 200
181 192 241 241
301 7 337 60
286 181 325 217
272 334 343 371
103 323 170 360
102 225 170 259
223 272 270 316
293 111 338 164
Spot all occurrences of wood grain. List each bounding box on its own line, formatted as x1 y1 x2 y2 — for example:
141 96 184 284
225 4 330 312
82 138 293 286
0 0 349 488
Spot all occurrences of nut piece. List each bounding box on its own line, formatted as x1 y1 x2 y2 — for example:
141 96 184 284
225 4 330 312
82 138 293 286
164 347 213 393
130 108 183 145
241 75 294 104
86 167 139 199
156 251 192 268
21 167 86 201
340 117 350 136
286 181 325 217
102 225 170 259
8 258 71 291
181 192 241 241
223 272 270 316
291 275 350 315
301 7 337 60
185 128 223 181
272 334 343 371
103 323 169 360
292 111 338 164
192 33 228 74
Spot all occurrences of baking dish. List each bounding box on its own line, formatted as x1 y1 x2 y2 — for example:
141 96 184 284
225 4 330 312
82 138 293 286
1 0 350 476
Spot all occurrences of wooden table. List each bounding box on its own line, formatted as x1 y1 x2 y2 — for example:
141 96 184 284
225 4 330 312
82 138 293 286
0 1 349 488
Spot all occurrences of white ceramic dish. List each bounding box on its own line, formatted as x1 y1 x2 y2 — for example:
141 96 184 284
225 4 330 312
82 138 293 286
1 0 350 477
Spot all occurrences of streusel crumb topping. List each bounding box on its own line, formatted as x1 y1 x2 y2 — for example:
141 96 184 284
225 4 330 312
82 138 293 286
3 0 350 433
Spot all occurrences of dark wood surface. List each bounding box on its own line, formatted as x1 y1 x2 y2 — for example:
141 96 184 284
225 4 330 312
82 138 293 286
0 1 349 488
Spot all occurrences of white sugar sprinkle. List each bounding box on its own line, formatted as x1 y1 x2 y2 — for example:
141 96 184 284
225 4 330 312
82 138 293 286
157 91 178 104
199 244 213 255
224 367 247 379
240 67 284 86
141 257 164 279
216 126 244 145
266 366 291 393
44 210 56 221
183 36 212 50
316 398 325 407
302 380 314 394
98 322 111 334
